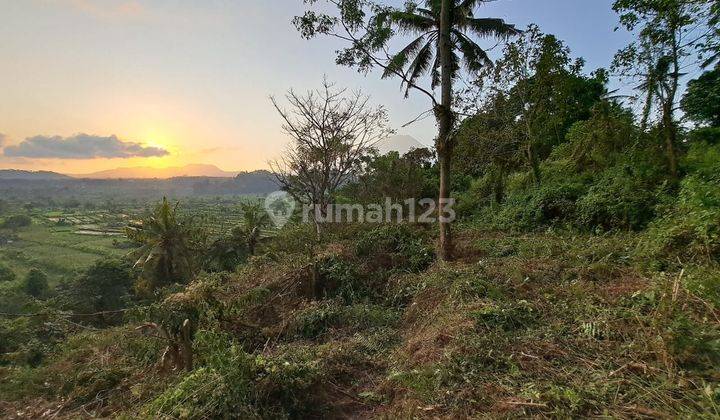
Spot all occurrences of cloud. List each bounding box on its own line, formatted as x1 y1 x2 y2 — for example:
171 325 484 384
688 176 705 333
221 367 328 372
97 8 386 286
3 134 169 159
0 133 6 148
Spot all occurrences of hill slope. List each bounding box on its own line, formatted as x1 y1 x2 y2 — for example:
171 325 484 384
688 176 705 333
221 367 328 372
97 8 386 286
1 226 717 418
73 164 238 179
0 169 70 180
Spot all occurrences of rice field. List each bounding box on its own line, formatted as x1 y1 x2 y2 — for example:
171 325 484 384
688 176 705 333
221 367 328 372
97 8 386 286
0 197 265 286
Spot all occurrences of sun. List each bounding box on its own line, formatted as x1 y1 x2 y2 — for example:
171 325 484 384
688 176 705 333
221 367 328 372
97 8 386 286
140 129 177 168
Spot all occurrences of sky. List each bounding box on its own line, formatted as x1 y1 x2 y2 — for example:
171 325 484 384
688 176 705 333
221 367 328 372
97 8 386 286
0 0 636 174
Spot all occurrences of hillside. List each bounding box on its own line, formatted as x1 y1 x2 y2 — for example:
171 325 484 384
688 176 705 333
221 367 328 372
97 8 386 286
0 224 717 418
0 169 70 180
0 170 278 200
375 135 430 155
73 164 238 179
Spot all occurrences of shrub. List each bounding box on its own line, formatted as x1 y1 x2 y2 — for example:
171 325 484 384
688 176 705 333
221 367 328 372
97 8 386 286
57 258 134 324
316 257 369 304
145 330 325 418
23 269 48 298
575 164 659 231
492 179 587 230
0 263 16 282
1 214 32 229
643 142 720 265
289 300 399 340
356 224 434 272
471 300 537 332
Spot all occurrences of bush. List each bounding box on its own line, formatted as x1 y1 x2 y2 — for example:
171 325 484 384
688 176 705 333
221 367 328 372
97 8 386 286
356 224 434 272
643 142 720 265
0 263 16 282
491 179 587 230
575 164 660 231
316 257 369 304
57 259 134 324
289 300 399 340
1 214 32 229
145 330 324 418
23 269 48 298
643 175 720 265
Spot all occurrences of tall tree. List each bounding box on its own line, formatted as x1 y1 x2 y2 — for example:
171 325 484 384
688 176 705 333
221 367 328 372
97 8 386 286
612 0 718 178
270 79 392 235
682 67 720 126
458 25 605 188
293 0 518 259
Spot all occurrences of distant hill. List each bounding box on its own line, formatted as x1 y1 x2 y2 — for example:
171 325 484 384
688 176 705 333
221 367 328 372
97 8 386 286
0 169 70 180
375 135 430 155
73 164 238 179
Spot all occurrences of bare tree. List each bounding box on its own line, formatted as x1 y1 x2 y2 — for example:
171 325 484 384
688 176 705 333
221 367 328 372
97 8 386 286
270 79 394 234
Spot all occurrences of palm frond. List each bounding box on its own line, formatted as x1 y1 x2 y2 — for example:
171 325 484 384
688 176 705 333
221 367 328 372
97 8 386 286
383 35 427 78
463 18 519 39
457 0 488 12
389 10 434 33
453 30 491 71
404 41 434 97
431 52 441 89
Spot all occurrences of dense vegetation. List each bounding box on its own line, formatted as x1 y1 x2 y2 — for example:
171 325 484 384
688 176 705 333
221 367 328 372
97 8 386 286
1 0 720 418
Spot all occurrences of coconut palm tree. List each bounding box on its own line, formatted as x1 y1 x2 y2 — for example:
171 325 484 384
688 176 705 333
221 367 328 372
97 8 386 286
127 197 195 292
383 0 519 259
204 201 270 272
239 201 270 255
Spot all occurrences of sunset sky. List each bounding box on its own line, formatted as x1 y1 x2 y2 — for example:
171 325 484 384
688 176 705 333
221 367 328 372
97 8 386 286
0 0 636 174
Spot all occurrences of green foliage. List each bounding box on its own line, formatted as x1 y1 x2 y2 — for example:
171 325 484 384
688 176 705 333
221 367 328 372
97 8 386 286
491 178 587 230
342 148 437 204
356 224 434 272
471 300 537 331
317 256 370 304
289 300 399 340
575 164 660 231
204 226 252 272
0 298 45 363
682 67 720 126
146 331 257 418
57 258 134 324
0 327 166 405
127 198 202 294
0 263 16 283
145 330 324 419
557 101 637 170
1 214 32 229
23 268 48 298
643 141 720 264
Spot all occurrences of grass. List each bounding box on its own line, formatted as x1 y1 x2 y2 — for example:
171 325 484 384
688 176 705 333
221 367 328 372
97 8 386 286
1 223 719 418
0 220 129 286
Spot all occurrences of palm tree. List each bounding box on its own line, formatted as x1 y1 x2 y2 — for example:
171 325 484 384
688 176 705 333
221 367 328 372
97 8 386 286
127 197 195 292
204 201 270 272
636 54 682 178
204 226 251 272
239 201 270 255
383 0 518 259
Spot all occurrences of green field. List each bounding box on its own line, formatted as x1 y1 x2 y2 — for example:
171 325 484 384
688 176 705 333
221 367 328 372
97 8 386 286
0 197 263 287
0 220 131 286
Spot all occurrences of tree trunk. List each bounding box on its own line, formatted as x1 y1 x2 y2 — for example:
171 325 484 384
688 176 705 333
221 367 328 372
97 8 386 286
526 141 541 186
640 87 653 132
662 101 678 179
179 319 193 372
664 30 680 180
437 0 454 261
247 227 259 256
